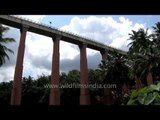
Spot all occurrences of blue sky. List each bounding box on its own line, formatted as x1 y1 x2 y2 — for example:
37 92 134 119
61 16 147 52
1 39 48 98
0 15 160 82
41 15 160 29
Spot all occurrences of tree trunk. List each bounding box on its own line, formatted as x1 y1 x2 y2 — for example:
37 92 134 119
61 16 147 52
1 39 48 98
147 72 153 86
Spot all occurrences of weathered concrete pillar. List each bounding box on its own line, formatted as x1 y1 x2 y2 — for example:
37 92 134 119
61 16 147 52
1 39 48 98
103 87 114 105
49 35 61 105
135 78 142 90
79 43 90 105
147 72 153 86
11 25 28 105
100 49 113 105
122 83 129 94
100 49 107 60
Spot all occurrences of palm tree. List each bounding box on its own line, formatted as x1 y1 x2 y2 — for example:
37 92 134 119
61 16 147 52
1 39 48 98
128 28 151 55
128 27 160 86
0 24 15 66
152 22 160 82
128 28 152 86
153 22 160 38
98 50 130 104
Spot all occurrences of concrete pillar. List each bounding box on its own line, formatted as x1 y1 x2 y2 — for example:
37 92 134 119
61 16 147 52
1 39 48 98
135 79 142 89
103 87 114 105
122 83 129 94
79 43 90 105
100 49 113 105
49 35 61 105
100 49 107 60
147 72 153 86
11 25 28 105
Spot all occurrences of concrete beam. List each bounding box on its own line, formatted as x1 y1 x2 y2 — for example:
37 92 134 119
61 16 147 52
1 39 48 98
0 15 127 55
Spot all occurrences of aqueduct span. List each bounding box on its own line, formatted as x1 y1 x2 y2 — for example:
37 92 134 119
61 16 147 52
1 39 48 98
0 15 127 105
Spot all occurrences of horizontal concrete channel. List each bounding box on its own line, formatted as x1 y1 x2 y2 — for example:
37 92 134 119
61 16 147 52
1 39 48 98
0 15 127 55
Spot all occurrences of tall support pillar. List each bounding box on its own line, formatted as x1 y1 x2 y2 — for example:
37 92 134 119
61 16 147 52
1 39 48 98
79 43 90 105
122 83 129 94
100 49 107 60
49 35 61 105
100 49 113 105
147 72 153 86
11 25 28 105
135 78 142 89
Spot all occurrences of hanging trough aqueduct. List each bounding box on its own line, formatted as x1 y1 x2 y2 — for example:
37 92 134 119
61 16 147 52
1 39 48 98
0 15 127 105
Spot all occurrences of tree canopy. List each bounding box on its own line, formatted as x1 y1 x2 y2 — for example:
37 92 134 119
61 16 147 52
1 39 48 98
0 24 15 66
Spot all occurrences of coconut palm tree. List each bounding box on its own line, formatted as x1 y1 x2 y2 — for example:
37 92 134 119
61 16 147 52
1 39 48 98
98 50 130 104
0 24 15 66
152 22 160 82
128 26 160 86
153 22 160 38
128 28 152 86
128 28 151 55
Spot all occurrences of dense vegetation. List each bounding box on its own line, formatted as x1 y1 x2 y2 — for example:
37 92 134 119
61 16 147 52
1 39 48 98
0 70 108 105
0 24 15 66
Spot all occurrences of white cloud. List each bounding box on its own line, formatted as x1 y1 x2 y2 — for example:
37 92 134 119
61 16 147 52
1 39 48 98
23 32 53 78
23 60 51 78
0 66 15 82
61 16 146 51
60 41 79 60
25 32 53 58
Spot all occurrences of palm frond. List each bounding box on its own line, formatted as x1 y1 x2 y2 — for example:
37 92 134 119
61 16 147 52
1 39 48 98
0 38 15 43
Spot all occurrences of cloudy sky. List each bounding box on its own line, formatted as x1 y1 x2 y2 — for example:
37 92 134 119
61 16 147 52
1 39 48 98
0 15 160 82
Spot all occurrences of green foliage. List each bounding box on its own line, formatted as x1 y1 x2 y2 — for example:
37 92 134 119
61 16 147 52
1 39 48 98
21 75 50 105
127 22 160 82
60 70 80 105
0 81 12 105
0 24 15 66
98 50 132 105
127 82 160 105
99 50 130 85
0 68 105 105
